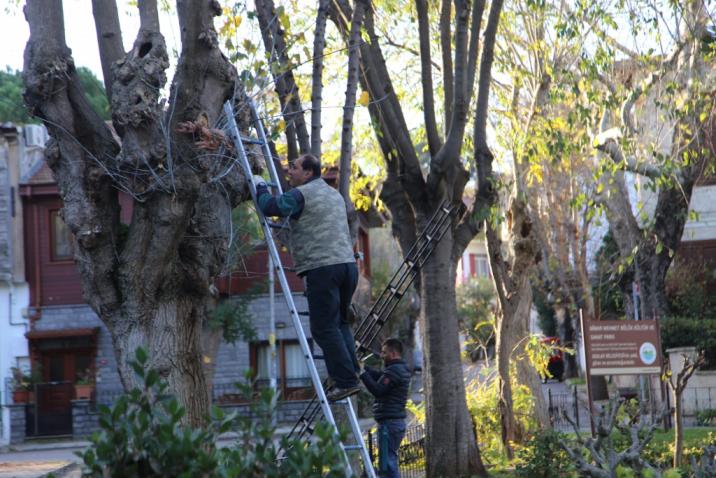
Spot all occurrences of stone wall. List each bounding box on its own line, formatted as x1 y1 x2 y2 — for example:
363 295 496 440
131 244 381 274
71 400 99 439
7 404 25 444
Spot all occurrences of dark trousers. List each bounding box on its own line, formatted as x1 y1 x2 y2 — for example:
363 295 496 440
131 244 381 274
305 262 359 388
378 419 406 478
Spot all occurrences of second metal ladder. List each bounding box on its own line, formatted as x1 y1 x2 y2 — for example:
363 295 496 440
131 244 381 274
222 99 375 478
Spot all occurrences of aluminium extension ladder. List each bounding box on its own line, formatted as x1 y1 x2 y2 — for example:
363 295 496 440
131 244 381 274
222 99 376 478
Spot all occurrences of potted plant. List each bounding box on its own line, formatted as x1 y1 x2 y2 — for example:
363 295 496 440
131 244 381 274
10 366 36 404
75 368 95 400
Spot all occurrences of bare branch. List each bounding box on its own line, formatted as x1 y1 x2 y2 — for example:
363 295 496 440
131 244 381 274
310 0 330 158
338 0 366 204
440 0 453 131
255 0 310 160
381 28 442 71
466 0 487 105
620 41 685 135
138 0 159 31
593 129 667 180
416 0 442 156
91 0 124 101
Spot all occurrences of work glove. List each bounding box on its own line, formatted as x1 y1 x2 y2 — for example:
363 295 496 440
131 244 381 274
252 174 267 188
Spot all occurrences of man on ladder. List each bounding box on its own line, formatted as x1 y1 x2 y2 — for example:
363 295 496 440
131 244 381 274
254 153 362 402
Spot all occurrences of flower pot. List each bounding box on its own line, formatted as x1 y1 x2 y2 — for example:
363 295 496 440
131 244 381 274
12 389 30 403
75 384 94 400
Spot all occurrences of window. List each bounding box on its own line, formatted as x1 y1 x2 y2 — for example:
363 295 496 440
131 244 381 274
469 253 490 278
251 340 312 400
50 210 74 261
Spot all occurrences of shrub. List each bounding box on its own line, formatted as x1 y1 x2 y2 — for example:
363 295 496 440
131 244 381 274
78 348 349 477
514 429 575 477
696 409 716 427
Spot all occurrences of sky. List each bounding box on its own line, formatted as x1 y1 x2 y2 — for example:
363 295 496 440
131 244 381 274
0 1 180 80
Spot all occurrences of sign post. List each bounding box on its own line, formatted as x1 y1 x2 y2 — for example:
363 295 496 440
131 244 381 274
581 313 663 436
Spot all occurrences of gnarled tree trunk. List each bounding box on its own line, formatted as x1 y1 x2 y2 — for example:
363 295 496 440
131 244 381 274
23 0 248 425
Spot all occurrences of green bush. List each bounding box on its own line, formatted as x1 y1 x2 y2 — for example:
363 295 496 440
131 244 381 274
514 429 575 477
78 348 349 477
696 409 716 427
660 317 716 369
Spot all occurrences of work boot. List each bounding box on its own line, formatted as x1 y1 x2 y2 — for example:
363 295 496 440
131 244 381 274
326 385 361 402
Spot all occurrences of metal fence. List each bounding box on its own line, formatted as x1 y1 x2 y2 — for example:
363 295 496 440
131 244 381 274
366 423 425 478
547 385 716 430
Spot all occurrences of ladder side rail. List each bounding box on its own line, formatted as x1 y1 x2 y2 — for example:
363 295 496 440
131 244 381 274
343 398 378 478
223 102 353 475
248 100 285 195
354 262 417 340
353 205 455 347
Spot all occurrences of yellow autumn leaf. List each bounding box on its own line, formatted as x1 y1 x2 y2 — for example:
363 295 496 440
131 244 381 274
358 91 370 107
277 119 286 132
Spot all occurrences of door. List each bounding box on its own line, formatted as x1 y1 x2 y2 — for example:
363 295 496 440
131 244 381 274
27 350 94 436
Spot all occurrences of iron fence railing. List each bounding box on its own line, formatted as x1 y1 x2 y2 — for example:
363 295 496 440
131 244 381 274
367 423 425 478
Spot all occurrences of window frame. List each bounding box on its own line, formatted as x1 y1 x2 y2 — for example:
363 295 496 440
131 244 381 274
49 209 75 263
249 339 313 401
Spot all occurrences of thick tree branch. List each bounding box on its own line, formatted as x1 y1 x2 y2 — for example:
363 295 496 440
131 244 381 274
440 0 453 132
465 0 486 106
338 0 367 243
620 41 685 135
310 0 330 158
91 0 124 101
255 0 310 160
416 0 442 156
23 0 122 318
330 0 427 212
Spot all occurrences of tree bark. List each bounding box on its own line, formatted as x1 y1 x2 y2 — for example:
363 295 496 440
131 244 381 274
310 0 330 158
24 0 246 426
255 0 310 161
674 392 684 467
338 0 367 243
422 232 487 477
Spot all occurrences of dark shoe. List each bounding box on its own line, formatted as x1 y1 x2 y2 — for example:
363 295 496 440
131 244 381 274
326 385 361 402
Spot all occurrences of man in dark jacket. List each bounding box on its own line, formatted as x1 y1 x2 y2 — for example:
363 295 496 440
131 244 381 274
360 338 411 478
253 154 360 402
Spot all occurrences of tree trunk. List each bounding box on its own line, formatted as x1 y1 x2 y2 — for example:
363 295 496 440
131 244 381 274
24 0 245 426
113 298 210 426
495 308 522 457
555 306 578 379
673 391 683 467
422 233 486 478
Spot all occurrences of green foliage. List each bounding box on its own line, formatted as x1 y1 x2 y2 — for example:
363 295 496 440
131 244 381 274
696 410 716 427
665 256 716 320
0 67 109 124
456 277 496 361
593 230 627 319
227 202 264 267
208 283 263 345
76 67 110 121
78 348 349 477
660 317 716 370
533 284 557 337
514 429 576 478
9 365 42 391
0 68 33 124
466 367 539 466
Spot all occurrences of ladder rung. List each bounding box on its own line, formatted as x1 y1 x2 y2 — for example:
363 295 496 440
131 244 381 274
298 310 310 316
241 136 264 145
312 355 324 360
268 221 290 229
343 445 364 451
281 266 296 273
